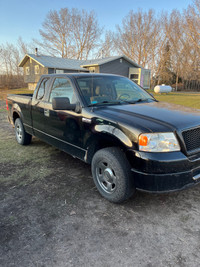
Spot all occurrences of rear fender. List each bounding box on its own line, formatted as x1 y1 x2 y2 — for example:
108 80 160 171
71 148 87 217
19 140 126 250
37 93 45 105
12 103 23 123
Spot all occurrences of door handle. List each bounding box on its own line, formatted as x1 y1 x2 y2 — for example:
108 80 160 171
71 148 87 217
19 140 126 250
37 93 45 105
44 109 50 117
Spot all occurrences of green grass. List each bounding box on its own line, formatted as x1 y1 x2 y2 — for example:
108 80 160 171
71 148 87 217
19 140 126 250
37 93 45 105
152 92 200 109
0 131 58 187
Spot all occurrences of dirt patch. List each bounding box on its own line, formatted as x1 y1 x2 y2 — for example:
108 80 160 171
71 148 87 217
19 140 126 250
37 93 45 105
0 102 200 267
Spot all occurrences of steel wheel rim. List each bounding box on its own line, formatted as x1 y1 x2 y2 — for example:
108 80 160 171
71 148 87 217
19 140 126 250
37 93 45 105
16 123 22 141
95 161 117 194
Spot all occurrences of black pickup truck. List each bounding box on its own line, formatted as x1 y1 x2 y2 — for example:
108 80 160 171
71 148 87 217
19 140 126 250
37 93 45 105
7 73 200 203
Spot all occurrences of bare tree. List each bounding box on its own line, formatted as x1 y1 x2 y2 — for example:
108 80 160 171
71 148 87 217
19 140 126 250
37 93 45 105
161 10 184 88
147 12 167 83
35 8 102 59
18 36 28 55
181 0 200 90
184 0 200 49
0 43 25 88
18 36 46 56
114 9 160 68
37 8 73 58
71 9 102 59
163 3 199 90
0 43 15 76
96 30 115 58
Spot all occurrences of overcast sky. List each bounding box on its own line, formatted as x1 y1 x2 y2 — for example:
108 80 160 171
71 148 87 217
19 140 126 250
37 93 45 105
0 0 193 45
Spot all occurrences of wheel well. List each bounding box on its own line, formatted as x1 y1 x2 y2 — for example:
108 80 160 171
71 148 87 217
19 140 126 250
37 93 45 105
86 135 128 164
13 112 20 123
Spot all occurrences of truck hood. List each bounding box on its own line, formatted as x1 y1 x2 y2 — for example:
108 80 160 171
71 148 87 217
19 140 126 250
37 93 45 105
94 101 200 132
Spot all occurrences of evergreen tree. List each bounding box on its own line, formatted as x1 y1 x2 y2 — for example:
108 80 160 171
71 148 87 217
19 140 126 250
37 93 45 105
157 41 176 85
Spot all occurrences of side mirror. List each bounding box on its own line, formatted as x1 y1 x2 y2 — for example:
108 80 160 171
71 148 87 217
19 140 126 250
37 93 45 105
52 97 81 113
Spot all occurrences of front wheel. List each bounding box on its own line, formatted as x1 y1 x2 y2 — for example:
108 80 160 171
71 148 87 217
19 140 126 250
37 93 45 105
14 118 32 145
91 147 135 203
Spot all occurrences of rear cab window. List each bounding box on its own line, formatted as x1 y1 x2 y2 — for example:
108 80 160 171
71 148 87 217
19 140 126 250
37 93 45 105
35 78 50 100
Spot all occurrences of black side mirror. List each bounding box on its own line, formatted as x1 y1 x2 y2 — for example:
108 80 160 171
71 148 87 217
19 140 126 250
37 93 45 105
52 97 81 113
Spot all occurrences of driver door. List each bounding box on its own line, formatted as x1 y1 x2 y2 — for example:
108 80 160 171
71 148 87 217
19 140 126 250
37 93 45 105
43 77 85 158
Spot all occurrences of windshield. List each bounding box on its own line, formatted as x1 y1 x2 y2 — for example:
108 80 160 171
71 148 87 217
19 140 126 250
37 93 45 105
76 75 154 106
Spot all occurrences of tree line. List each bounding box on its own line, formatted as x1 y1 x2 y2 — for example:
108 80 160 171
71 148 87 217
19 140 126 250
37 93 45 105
0 0 199 90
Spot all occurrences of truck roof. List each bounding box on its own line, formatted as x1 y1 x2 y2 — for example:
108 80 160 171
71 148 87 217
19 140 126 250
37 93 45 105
40 73 124 79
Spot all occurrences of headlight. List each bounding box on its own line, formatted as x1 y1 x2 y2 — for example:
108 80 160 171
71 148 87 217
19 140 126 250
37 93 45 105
139 132 180 152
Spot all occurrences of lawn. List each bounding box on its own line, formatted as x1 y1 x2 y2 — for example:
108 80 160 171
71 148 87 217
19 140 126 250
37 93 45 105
152 92 200 109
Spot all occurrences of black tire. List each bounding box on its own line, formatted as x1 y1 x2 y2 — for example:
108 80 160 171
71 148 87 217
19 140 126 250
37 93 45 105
91 147 135 203
14 118 32 145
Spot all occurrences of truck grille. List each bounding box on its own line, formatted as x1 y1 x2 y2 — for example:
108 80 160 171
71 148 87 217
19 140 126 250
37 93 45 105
182 127 200 153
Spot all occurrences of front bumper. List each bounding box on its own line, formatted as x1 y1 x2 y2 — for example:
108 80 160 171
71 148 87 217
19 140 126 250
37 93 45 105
129 150 200 192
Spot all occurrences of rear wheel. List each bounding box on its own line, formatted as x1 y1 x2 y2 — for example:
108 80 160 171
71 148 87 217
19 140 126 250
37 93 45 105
91 147 135 203
14 118 32 145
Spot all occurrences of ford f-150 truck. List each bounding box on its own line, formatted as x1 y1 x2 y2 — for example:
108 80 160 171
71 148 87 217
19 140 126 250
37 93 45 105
7 73 200 203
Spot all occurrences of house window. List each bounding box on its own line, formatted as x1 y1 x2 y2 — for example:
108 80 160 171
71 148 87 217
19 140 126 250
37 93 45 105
143 71 150 88
89 67 96 73
130 74 139 80
35 65 39 75
130 74 139 84
56 69 64 74
25 67 30 75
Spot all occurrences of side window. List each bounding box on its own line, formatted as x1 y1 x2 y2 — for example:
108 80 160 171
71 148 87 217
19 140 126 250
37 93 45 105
37 78 49 100
49 78 77 103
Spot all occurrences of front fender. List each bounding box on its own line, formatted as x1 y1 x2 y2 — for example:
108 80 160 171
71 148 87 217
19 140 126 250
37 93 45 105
94 124 133 148
84 122 136 163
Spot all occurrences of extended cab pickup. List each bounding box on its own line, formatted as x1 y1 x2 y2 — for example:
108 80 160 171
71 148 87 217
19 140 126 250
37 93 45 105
7 73 200 203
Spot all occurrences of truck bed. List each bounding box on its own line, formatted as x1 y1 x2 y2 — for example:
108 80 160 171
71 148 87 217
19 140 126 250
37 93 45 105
7 94 33 128
7 94 33 104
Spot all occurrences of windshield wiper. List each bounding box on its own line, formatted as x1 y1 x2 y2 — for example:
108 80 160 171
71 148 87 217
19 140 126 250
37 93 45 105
88 100 123 107
88 98 156 107
124 98 156 104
